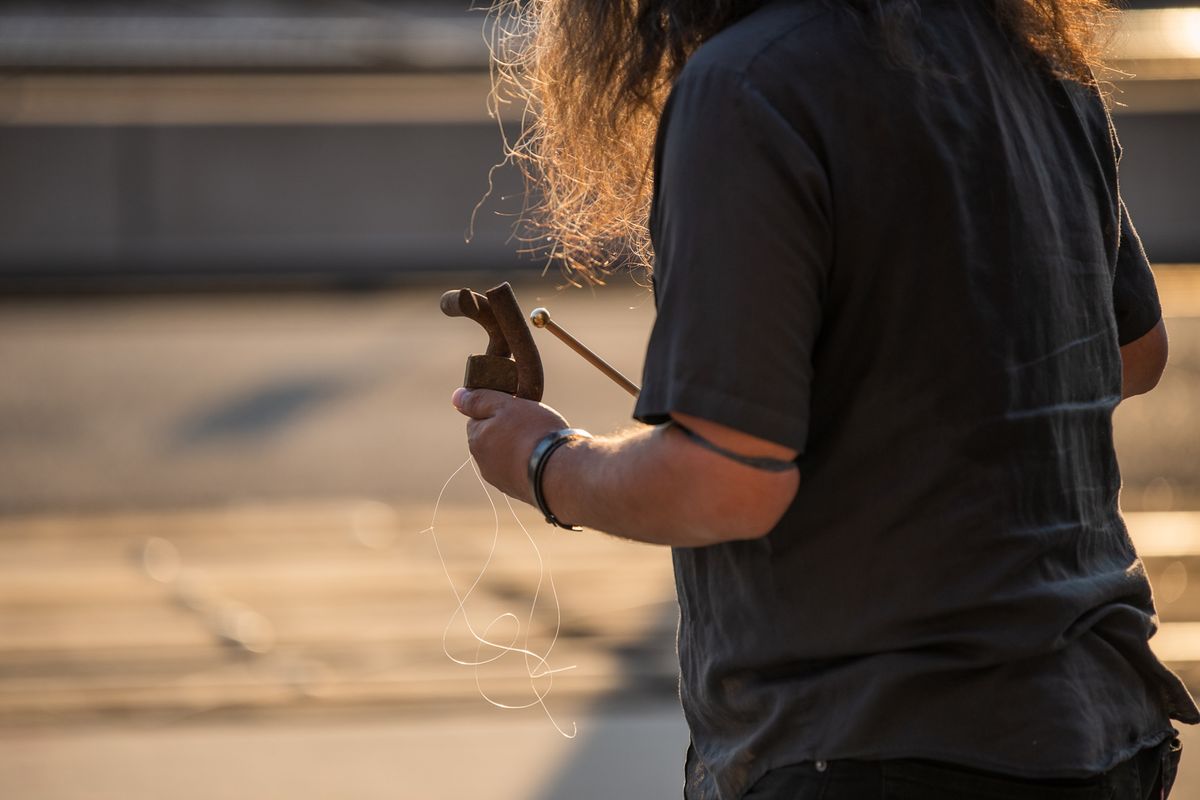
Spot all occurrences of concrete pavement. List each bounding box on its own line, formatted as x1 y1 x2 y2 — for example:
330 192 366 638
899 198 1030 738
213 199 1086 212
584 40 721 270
2 272 1200 798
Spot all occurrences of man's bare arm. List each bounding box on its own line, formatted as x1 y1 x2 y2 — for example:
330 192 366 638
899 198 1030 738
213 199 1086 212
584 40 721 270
452 389 799 548
541 411 799 547
1121 318 1168 399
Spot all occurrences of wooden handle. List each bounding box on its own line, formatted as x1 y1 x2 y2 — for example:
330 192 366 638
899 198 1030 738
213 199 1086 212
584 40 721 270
485 283 544 402
439 288 510 358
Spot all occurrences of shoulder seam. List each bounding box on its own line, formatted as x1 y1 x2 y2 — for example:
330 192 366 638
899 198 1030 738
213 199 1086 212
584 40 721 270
743 5 834 81
685 2 833 84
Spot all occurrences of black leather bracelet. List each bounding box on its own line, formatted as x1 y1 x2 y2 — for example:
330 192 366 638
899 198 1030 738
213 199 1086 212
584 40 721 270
528 428 593 531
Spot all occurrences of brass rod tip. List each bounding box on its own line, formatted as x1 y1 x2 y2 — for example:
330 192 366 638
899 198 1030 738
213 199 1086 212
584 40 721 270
530 307 551 328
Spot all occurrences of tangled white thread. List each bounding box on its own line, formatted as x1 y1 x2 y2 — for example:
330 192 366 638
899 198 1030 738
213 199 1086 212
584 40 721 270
421 455 578 739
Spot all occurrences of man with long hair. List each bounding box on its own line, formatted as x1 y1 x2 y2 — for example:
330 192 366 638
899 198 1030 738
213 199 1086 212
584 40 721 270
452 0 1199 796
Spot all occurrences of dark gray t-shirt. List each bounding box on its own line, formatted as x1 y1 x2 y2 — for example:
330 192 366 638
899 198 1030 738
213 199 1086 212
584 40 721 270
631 2 1199 798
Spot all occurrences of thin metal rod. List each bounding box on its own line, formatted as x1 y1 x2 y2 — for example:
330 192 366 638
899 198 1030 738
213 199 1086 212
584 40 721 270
529 307 641 398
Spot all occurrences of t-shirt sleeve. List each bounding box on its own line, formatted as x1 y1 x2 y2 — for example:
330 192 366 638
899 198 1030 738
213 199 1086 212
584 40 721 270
1113 194 1163 346
632 65 831 453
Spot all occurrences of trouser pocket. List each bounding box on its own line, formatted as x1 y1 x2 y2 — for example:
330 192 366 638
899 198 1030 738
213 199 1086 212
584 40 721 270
1160 735 1182 799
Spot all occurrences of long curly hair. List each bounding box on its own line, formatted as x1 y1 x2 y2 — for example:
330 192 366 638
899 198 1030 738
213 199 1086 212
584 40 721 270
486 0 1114 284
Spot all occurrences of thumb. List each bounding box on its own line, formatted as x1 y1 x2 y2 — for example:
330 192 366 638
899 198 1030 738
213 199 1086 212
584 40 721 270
451 387 503 419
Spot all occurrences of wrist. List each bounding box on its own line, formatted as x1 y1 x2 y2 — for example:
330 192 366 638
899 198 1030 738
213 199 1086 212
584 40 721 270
528 428 592 530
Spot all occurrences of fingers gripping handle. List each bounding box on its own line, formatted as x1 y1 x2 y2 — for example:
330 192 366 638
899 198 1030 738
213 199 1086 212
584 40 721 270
440 282 544 402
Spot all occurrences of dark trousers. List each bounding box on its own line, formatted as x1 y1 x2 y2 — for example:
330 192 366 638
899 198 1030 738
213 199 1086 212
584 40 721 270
740 736 1183 799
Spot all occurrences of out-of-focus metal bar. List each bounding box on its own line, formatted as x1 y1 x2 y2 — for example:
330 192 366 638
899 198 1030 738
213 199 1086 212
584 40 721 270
0 73 515 126
0 12 492 71
1110 8 1200 68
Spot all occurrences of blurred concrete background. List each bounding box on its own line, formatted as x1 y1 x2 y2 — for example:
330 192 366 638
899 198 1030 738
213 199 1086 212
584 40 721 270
1 2 1199 799
0 0 1198 289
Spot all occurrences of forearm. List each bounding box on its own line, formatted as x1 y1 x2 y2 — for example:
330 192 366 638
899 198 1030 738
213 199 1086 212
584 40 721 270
539 422 798 547
450 388 798 546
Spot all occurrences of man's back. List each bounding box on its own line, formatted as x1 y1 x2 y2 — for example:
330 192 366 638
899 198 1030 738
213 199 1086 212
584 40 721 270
635 1 1198 797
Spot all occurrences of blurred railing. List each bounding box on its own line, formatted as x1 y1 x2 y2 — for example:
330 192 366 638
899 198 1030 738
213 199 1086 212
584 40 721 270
0 3 491 72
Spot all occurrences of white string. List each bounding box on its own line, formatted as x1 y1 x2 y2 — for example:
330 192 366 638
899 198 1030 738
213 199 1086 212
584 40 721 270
420 454 578 739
